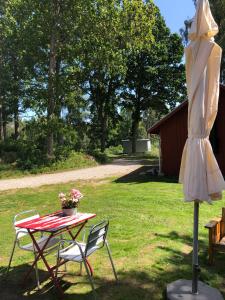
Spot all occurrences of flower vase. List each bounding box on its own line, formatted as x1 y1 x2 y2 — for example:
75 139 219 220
62 207 77 216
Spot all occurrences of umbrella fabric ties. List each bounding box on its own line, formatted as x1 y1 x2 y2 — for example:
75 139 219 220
167 1 225 299
179 0 225 293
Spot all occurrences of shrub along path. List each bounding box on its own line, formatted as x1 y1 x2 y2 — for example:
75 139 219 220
0 159 153 191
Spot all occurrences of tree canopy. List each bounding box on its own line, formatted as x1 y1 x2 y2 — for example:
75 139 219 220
209 0 225 82
0 0 186 165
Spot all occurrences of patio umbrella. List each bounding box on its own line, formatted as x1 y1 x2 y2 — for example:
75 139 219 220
167 0 225 299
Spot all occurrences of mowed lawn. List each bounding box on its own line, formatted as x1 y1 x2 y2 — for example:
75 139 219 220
1 172 225 300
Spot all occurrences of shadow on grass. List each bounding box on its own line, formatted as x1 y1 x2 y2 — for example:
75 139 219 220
0 263 159 300
1 231 225 300
0 264 53 299
153 231 225 295
114 166 178 184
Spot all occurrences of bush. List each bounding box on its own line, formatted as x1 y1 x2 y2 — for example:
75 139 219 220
16 141 48 170
2 151 18 164
0 139 19 158
0 138 46 169
42 151 97 172
105 145 123 156
87 149 110 164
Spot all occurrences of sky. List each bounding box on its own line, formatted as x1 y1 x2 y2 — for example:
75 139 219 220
154 0 196 33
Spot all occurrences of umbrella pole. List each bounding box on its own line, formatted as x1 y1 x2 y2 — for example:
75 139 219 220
167 202 223 299
192 201 199 294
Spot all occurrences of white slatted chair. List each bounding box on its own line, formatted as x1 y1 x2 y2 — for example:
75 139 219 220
56 220 118 299
7 210 60 288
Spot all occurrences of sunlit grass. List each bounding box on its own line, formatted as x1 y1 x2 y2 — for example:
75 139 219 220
0 174 225 299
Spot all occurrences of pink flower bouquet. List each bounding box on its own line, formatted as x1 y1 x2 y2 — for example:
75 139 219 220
59 188 83 209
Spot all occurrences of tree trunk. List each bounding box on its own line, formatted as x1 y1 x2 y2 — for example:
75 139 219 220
100 115 107 153
47 0 59 159
2 105 7 140
14 103 19 140
98 98 104 153
12 56 20 141
100 96 110 153
131 102 141 154
47 31 56 158
55 58 64 146
131 115 139 154
0 104 3 141
3 121 7 140
131 81 142 154
100 80 113 153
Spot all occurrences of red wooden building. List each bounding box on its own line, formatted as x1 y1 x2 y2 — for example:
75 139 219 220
148 84 225 177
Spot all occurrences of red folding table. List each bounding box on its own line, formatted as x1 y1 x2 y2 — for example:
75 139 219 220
15 211 96 297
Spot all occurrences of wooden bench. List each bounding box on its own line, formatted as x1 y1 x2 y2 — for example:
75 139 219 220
205 207 225 264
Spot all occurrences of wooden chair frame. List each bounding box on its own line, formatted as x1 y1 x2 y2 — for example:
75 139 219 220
205 207 225 264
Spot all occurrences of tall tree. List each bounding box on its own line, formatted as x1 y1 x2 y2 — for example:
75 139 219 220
3 0 86 157
209 0 225 82
82 0 156 152
46 0 60 158
122 8 186 153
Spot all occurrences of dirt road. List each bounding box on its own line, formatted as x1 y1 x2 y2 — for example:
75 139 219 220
0 159 147 191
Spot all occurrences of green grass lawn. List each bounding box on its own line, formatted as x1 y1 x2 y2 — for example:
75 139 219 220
0 173 225 299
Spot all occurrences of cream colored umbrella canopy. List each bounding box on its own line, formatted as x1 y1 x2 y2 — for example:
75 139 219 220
167 1 225 297
179 0 225 203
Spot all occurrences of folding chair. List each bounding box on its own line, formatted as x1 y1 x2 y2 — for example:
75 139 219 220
56 220 118 299
7 209 60 288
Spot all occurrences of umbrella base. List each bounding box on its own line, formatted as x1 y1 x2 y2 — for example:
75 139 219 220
166 279 224 300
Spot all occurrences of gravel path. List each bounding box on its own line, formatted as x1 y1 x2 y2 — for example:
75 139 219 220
0 159 146 191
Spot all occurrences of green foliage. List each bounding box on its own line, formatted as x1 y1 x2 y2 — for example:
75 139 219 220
83 0 157 152
121 7 186 152
87 149 111 164
209 0 225 82
137 122 148 138
105 145 123 157
16 141 47 170
0 151 97 178
150 139 160 159
39 151 97 173
122 9 186 114
0 0 186 166
143 107 165 131
0 139 19 163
